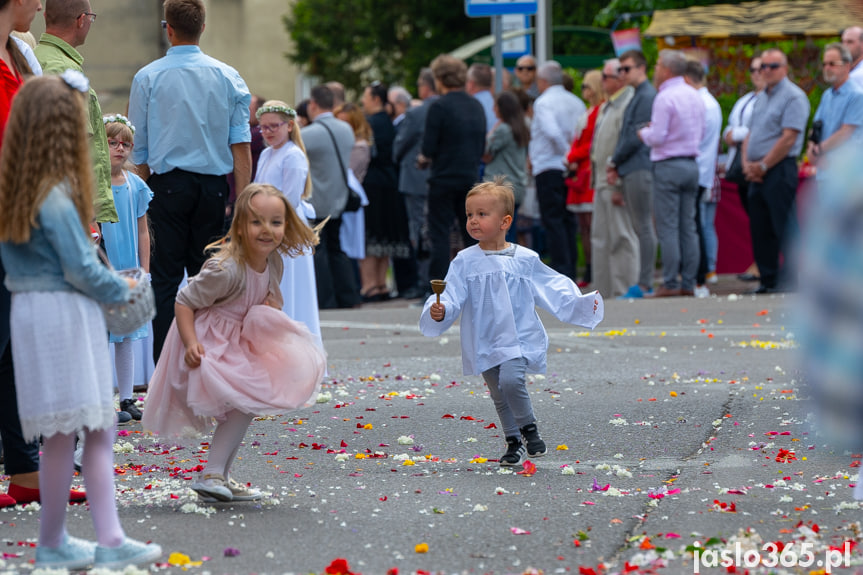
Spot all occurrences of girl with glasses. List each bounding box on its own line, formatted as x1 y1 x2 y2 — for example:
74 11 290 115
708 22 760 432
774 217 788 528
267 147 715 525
251 100 322 349
100 114 152 422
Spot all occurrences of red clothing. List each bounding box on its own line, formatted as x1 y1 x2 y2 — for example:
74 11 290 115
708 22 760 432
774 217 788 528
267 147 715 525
0 56 24 152
565 104 601 206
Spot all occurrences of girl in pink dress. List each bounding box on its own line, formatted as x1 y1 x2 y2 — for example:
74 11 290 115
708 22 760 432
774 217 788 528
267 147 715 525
143 184 326 502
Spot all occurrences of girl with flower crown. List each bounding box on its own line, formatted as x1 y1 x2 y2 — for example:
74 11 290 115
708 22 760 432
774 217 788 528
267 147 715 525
252 100 322 345
100 114 152 421
0 74 162 570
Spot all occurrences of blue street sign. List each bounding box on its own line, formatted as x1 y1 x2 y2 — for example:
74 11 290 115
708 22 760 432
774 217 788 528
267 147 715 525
465 0 538 17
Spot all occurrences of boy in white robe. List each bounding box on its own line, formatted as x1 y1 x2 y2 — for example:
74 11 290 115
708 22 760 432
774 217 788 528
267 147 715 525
420 178 604 466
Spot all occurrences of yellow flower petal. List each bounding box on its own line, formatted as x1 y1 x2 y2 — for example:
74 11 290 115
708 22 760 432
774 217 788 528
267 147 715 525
556 445 568 451
415 542 429 553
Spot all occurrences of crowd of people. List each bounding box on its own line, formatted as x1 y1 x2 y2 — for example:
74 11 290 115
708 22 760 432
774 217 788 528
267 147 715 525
2 0 863 570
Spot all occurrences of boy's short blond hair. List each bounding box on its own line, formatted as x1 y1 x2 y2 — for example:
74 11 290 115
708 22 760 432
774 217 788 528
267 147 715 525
466 176 515 217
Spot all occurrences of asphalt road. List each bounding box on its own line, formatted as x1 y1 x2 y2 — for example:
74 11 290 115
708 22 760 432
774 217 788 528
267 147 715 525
1 290 861 575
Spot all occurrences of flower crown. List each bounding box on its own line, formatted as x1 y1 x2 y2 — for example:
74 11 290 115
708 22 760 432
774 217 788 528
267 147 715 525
103 114 136 134
256 104 296 120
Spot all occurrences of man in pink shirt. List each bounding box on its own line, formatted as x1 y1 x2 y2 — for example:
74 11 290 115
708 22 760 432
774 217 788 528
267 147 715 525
638 50 704 297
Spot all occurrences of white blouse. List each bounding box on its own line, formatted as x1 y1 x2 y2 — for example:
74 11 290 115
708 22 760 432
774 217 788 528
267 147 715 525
419 245 604 375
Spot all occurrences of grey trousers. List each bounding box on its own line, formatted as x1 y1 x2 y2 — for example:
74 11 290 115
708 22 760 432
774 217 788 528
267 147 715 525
590 184 639 298
622 169 657 289
653 158 700 291
402 192 429 285
482 357 534 438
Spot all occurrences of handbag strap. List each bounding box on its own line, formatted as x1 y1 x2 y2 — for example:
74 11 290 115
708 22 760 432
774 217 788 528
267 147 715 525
318 120 350 190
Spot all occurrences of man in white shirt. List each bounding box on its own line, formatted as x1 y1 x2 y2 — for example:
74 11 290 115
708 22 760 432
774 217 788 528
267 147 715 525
842 26 863 88
684 61 722 297
528 61 586 279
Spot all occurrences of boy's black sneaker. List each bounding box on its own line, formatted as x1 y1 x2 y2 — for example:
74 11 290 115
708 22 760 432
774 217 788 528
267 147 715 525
120 399 143 421
499 436 526 467
520 423 547 457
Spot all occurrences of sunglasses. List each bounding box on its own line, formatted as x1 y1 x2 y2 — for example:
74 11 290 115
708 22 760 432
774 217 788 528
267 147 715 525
618 65 633 74
760 62 783 70
749 67 761 73
516 66 536 71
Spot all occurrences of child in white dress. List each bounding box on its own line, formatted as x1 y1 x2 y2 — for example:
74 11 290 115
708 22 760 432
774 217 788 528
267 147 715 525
252 100 321 344
420 178 604 466
0 73 161 570
101 114 152 420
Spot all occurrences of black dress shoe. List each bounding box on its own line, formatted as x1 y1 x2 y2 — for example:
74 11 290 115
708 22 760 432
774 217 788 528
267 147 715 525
397 286 426 299
737 273 760 282
746 285 775 295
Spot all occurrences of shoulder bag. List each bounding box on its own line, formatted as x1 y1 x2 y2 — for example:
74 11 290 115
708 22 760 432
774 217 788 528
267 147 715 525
319 120 362 212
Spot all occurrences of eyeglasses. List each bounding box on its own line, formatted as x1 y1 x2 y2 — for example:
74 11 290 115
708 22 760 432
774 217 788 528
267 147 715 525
80 12 96 23
602 73 618 80
749 67 761 73
107 139 133 151
760 62 783 70
259 122 287 133
823 60 846 67
618 65 633 74
516 66 536 71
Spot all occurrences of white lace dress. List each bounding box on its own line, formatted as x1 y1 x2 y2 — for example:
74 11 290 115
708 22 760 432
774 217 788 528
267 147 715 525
12 291 116 441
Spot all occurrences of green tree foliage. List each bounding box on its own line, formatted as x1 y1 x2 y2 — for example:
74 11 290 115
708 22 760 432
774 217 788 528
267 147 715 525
285 0 486 96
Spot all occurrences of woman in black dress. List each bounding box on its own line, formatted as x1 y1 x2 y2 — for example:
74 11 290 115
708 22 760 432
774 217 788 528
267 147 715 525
358 82 411 301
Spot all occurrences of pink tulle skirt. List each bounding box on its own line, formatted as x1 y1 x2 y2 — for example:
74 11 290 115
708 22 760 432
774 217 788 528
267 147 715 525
143 304 325 438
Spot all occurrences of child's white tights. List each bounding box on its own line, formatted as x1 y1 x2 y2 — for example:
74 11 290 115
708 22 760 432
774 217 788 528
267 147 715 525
39 427 124 548
203 410 253 480
114 340 134 401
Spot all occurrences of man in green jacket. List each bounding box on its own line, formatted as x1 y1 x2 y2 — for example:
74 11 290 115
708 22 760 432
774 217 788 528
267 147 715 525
34 0 117 223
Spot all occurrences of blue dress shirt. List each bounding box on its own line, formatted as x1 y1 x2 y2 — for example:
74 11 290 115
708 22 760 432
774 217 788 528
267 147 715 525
128 45 251 176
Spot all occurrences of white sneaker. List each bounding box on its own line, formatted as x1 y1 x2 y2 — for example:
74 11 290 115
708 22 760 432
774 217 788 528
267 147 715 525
190 473 232 502
706 271 718 284
198 477 261 502
694 285 710 298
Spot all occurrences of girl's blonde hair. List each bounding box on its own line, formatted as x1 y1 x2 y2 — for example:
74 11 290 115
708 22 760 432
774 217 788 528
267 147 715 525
104 117 136 172
206 183 319 266
0 76 93 242
259 99 313 201
466 176 515 218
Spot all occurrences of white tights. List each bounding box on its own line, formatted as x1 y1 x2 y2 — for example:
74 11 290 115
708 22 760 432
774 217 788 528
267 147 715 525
113 340 134 401
40 427 125 548
203 410 253 480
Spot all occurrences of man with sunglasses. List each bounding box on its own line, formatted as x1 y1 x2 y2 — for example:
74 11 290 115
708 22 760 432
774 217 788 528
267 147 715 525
741 48 809 294
808 43 863 173
514 54 539 99
610 50 657 299
34 0 117 225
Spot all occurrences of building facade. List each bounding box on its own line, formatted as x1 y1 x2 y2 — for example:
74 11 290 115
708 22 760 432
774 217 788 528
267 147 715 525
28 0 305 114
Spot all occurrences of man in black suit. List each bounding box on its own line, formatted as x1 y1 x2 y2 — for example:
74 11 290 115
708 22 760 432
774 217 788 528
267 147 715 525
393 68 438 296
420 55 486 281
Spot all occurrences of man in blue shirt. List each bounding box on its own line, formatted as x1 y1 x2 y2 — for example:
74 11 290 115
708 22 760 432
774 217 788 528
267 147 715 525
129 0 251 361
808 42 863 179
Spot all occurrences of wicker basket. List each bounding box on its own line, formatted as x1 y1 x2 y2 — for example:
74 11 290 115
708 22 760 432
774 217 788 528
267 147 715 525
101 268 156 336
